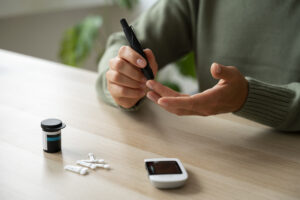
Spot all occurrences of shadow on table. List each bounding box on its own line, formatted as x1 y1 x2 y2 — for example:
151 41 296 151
42 151 64 175
121 100 168 135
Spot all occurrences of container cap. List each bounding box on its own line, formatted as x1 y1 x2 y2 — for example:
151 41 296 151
41 118 66 132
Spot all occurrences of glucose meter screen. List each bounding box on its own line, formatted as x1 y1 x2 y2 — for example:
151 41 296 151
146 161 182 175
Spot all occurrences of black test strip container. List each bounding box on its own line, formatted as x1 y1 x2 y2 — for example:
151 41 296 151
41 118 66 153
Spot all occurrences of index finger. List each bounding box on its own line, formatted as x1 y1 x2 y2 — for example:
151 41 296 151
158 96 194 110
118 46 147 68
146 80 180 97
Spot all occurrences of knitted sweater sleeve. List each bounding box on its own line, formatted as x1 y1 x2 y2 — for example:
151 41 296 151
235 77 300 131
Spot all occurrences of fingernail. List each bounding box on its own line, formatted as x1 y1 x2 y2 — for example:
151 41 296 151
158 100 168 107
215 63 221 73
137 59 146 67
147 92 156 102
146 81 153 90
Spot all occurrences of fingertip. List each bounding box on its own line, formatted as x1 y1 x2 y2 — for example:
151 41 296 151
157 97 163 103
147 91 160 103
144 49 155 63
146 91 152 99
146 80 155 90
143 48 158 77
157 98 168 107
210 62 223 80
211 62 221 74
211 63 240 81
143 48 152 54
136 58 146 68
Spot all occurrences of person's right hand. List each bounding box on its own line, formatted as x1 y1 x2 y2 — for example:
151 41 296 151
106 46 158 108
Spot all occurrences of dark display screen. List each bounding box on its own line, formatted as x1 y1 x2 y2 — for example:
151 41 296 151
146 161 182 175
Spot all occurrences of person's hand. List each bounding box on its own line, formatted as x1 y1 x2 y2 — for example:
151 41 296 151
106 46 158 108
146 63 248 116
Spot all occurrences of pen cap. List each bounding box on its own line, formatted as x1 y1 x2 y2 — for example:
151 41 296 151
120 18 144 55
120 18 129 28
120 18 154 80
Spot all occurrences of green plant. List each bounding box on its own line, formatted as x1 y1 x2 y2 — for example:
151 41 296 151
158 52 196 92
113 0 139 9
59 16 102 67
160 81 181 92
59 0 139 67
175 52 196 79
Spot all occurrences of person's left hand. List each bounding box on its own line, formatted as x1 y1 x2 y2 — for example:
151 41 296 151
146 63 248 116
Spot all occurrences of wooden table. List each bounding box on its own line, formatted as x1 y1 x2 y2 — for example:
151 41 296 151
0 49 300 200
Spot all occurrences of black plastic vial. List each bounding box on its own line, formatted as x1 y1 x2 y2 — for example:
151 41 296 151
41 118 66 153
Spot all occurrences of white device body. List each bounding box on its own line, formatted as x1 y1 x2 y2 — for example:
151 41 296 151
144 158 188 189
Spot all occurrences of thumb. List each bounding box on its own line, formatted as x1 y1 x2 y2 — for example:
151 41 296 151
144 48 158 77
210 62 239 82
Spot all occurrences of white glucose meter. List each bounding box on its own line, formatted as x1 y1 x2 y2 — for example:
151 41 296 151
144 158 188 189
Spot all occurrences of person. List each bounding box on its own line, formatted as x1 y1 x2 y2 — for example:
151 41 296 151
96 0 300 131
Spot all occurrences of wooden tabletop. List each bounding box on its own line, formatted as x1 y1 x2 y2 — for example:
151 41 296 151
0 49 300 200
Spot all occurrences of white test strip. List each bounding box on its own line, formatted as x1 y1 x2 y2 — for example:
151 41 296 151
87 152 105 163
88 153 95 161
78 159 105 164
77 160 96 169
64 165 88 175
95 164 110 169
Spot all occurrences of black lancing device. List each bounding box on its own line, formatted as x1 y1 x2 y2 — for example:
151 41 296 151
120 18 154 80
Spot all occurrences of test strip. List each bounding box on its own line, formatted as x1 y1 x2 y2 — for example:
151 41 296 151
64 165 88 175
76 160 96 169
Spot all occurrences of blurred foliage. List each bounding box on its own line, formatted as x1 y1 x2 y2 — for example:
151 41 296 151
59 16 102 67
113 0 139 9
59 0 139 67
160 81 181 92
175 51 196 79
158 52 196 93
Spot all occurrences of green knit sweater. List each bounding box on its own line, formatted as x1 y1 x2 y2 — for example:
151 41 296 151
96 0 300 131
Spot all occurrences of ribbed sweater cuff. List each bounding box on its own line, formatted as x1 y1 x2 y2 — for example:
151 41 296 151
234 77 294 128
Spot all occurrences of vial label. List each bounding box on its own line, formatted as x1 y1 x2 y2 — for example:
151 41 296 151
43 132 47 151
42 131 61 153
